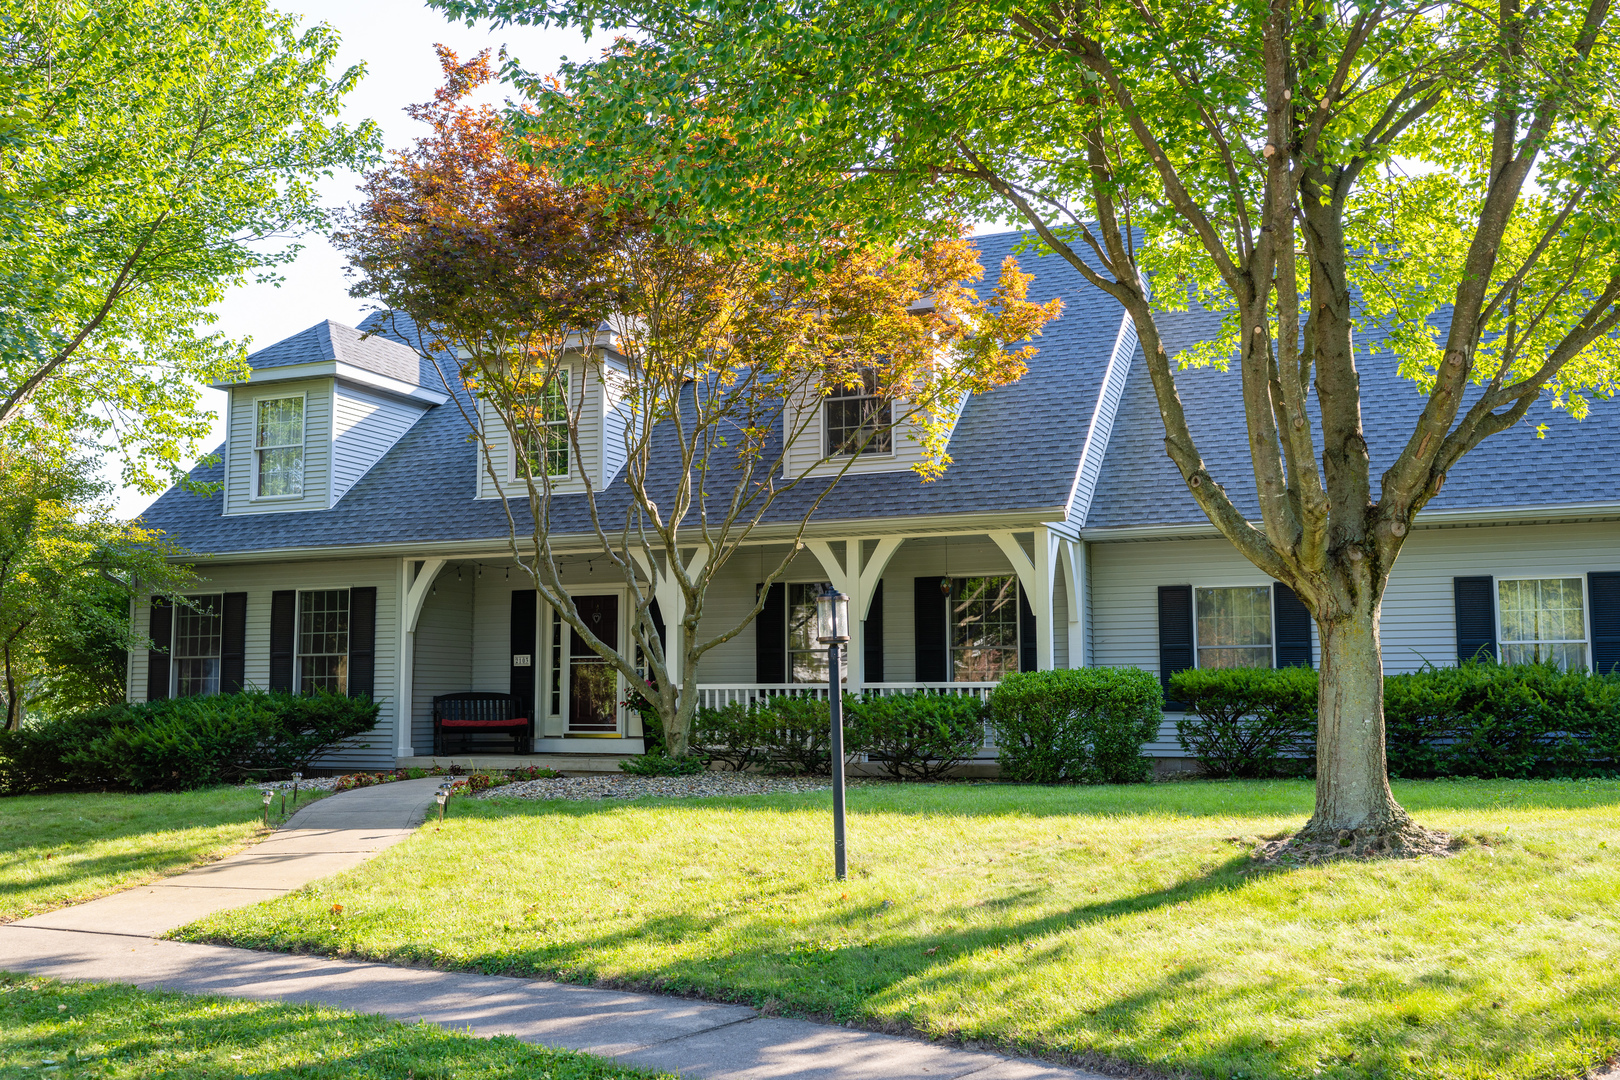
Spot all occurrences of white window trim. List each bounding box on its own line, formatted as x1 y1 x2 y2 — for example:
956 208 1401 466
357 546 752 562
293 587 352 695
821 378 897 459
251 391 309 501
170 593 224 697
507 368 574 483
943 573 1021 684
1493 574 1592 669
1192 581 1277 670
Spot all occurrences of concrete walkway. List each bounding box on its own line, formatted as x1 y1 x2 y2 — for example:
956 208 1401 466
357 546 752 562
3 777 1108 1080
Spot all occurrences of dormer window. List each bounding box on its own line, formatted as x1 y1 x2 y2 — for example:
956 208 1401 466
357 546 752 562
825 369 892 456
255 396 306 497
516 372 570 479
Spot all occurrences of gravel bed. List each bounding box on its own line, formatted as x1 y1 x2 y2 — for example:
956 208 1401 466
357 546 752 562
252 776 344 793
479 773 834 801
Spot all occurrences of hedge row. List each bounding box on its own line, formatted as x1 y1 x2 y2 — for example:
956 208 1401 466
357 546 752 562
0 690 380 794
1169 661 1620 779
663 667 1164 784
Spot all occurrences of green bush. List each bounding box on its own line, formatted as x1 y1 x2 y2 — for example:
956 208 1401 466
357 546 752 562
756 695 839 775
988 668 1161 784
1169 667 1318 778
849 692 986 780
619 752 707 776
0 690 379 794
1385 660 1620 779
692 702 772 771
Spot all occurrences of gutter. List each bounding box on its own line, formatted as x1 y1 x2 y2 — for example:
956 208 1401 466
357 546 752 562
1080 500 1620 542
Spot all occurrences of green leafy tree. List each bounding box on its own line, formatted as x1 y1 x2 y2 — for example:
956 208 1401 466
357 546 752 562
440 0 1620 848
0 443 194 729
0 0 380 491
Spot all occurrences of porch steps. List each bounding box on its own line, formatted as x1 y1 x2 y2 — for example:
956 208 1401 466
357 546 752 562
396 753 633 775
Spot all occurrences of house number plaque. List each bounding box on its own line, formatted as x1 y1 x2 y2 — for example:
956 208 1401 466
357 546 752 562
512 654 532 667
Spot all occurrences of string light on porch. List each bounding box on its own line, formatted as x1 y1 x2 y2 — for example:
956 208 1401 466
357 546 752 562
815 584 851 882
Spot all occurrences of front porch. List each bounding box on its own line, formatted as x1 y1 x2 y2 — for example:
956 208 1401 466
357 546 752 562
390 527 1084 764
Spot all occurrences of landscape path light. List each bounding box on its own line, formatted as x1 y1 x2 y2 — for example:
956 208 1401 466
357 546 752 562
815 584 851 881
291 771 303 806
261 787 273 826
435 785 449 822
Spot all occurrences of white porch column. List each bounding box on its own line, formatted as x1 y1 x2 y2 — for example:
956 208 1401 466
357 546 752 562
396 557 447 758
630 546 709 693
1060 539 1087 667
989 529 1057 670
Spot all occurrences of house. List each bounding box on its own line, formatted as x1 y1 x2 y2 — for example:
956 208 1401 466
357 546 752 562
128 231 1620 771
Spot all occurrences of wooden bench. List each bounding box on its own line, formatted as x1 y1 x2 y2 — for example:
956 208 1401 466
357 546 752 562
432 692 533 755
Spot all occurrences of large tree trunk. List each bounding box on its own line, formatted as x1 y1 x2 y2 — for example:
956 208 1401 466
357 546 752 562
1306 602 1405 835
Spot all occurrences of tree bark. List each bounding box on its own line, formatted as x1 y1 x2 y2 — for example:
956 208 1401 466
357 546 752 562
1305 597 1407 837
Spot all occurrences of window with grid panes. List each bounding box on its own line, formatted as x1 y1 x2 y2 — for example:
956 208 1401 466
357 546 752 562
950 576 1019 681
1498 577 1588 669
297 590 349 693
172 595 223 696
517 372 570 478
255 397 305 496
824 369 892 456
1195 586 1273 668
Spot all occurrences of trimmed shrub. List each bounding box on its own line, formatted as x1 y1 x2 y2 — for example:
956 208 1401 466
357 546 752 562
988 668 1161 784
1169 667 1318 778
756 695 840 775
849 692 986 780
1385 660 1620 779
692 702 773 771
619 752 707 776
0 690 379 794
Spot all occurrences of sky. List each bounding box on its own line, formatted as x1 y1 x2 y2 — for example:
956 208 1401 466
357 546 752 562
106 0 593 518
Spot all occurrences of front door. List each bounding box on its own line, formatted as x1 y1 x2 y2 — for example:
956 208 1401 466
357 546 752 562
568 595 620 733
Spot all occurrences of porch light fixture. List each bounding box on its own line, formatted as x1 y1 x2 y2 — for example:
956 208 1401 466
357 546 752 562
261 787 273 826
815 584 851 881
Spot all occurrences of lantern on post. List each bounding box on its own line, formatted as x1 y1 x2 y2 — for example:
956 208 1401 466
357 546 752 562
815 584 851 881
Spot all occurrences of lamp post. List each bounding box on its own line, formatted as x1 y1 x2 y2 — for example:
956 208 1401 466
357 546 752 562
815 584 850 881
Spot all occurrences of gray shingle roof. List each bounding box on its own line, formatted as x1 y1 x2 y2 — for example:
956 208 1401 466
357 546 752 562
141 232 1127 555
239 319 423 385
1085 304 1620 528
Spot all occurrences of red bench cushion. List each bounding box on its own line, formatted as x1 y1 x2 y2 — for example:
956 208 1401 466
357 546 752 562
438 718 529 729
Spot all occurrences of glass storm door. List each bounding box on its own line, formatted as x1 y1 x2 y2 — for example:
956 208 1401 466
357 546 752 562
568 595 620 733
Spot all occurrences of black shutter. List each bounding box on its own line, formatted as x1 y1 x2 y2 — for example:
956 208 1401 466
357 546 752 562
649 598 667 663
1589 572 1620 675
269 590 296 691
146 598 172 701
914 577 948 682
755 583 786 683
1273 582 1313 668
220 593 248 693
1018 585 1037 672
863 580 884 683
511 590 537 718
1158 585 1194 706
1453 576 1497 663
348 587 377 699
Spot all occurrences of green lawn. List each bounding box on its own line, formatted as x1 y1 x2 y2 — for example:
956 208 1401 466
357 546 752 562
0 786 323 923
177 780 1620 1080
0 972 671 1079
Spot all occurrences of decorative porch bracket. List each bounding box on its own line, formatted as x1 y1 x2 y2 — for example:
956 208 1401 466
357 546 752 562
805 536 904 691
404 558 448 633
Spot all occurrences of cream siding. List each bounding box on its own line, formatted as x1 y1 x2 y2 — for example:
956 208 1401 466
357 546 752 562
780 386 966 481
129 558 401 771
331 386 429 505
224 379 333 515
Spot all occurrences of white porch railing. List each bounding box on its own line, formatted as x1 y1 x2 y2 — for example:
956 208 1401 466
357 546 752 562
695 682 1002 750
